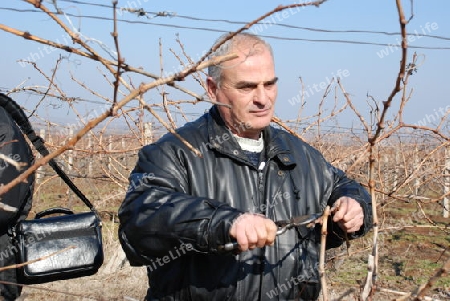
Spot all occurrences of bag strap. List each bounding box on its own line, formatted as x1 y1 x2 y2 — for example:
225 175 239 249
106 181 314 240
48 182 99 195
0 93 97 214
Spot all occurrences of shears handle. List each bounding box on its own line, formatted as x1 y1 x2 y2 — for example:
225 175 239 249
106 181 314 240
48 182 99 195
218 226 287 251
217 212 321 251
218 242 239 251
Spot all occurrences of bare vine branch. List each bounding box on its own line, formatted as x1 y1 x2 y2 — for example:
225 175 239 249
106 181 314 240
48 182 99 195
0 53 237 197
362 0 409 299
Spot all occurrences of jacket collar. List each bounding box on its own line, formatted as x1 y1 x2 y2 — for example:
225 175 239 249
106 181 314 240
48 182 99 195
207 106 296 168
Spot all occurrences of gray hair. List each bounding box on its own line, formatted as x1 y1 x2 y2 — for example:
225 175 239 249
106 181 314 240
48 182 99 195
207 32 273 87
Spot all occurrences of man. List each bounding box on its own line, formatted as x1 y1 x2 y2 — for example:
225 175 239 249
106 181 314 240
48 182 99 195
118 33 372 300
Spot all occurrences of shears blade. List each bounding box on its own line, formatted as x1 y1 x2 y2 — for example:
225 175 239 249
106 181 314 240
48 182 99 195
275 212 322 235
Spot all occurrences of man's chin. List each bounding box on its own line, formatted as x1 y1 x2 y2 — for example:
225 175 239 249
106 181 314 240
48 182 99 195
250 118 272 130
243 124 269 137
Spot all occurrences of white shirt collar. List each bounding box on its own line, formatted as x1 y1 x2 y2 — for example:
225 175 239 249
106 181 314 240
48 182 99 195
232 133 264 152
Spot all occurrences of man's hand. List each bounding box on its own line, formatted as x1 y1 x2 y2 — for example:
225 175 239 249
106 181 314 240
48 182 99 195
229 213 278 252
332 197 364 233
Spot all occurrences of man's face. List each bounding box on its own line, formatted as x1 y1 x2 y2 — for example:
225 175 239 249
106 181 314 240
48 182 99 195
207 44 278 139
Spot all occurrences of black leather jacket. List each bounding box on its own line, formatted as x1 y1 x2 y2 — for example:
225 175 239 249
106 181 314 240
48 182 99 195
118 106 372 301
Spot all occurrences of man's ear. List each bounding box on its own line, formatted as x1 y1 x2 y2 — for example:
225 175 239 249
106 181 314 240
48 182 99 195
206 77 217 101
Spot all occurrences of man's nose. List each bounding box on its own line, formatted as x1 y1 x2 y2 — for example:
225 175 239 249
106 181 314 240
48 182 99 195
253 85 270 105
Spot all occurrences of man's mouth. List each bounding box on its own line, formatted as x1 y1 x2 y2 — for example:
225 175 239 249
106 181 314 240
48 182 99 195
249 108 271 116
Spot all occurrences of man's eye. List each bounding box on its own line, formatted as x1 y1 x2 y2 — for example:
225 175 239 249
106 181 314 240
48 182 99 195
266 78 278 88
265 79 278 88
239 86 255 92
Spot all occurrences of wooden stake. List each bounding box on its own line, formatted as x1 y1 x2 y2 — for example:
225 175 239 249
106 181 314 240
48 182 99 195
319 205 331 301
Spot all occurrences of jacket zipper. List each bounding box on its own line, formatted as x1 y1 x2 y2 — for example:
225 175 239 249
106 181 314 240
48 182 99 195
257 161 266 214
257 161 266 301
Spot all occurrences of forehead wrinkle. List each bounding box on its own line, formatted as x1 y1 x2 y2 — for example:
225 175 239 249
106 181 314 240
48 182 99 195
221 40 272 69
234 41 266 57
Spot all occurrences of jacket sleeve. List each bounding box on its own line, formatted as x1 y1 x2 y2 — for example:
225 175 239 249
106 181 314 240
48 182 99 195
324 162 373 248
118 142 242 266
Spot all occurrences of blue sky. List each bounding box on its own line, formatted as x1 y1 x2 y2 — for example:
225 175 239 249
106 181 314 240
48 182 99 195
1 0 449 132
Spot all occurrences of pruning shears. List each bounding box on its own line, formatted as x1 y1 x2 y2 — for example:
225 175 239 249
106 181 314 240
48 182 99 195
218 212 323 251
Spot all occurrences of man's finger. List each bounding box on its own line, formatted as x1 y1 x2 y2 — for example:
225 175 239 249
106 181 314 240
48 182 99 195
264 220 277 246
330 199 341 212
341 218 363 232
254 226 267 248
235 223 249 251
332 198 349 222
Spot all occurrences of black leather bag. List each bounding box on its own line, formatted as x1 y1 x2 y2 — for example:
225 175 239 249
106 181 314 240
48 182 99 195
2 97 104 284
13 208 103 284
